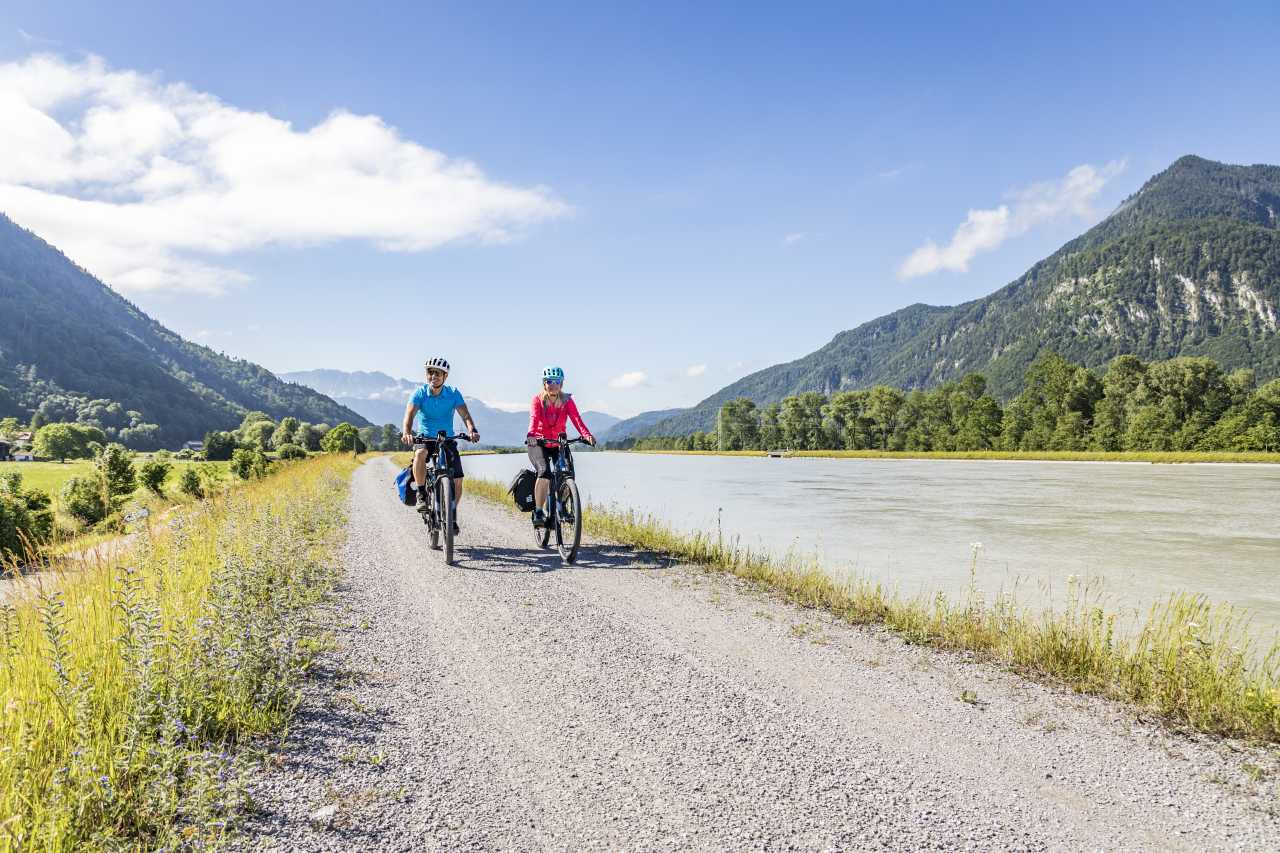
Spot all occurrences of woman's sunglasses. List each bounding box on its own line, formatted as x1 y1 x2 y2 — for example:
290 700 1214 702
543 379 562 386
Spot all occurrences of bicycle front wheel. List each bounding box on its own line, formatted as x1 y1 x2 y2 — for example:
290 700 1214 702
557 479 582 565
439 477 455 564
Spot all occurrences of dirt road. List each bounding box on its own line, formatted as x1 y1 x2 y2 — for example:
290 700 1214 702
236 458 1278 851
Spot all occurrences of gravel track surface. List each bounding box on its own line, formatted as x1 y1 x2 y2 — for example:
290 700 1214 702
236 458 1279 851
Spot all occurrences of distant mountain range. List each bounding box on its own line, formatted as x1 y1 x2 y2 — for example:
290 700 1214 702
281 369 621 446
0 214 366 448
613 155 1280 438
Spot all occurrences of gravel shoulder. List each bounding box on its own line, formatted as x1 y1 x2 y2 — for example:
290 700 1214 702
235 457 1279 851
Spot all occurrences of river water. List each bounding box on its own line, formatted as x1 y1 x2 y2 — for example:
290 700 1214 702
462 452 1280 636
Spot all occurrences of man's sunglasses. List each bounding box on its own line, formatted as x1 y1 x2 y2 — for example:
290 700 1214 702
427 369 446 378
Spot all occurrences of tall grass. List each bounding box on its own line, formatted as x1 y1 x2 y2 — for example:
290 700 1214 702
0 455 356 850
467 476 1280 743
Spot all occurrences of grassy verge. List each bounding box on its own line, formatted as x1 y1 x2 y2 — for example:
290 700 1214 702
466 476 1280 744
0 454 357 850
623 449 1280 464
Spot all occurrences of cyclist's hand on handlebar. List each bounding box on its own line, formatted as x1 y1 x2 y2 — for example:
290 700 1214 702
586 435 597 447
400 430 413 446
468 429 480 443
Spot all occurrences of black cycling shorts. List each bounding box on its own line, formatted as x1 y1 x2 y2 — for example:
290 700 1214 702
416 439 465 479
528 444 560 480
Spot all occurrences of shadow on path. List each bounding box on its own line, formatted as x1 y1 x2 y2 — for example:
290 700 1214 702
451 542 668 574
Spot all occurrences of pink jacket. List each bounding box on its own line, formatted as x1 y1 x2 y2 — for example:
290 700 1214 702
527 394 593 444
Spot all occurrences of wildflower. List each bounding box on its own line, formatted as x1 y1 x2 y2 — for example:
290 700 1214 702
970 542 983 550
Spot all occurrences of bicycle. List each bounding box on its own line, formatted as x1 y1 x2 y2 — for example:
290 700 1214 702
532 433 588 565
412 431 473 565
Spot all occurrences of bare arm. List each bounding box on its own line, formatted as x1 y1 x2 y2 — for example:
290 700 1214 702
401 401 418 445
456 403 479 442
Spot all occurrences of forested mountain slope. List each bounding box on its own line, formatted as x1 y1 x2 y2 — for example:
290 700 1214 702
633 155 1280 437
0 214 367 447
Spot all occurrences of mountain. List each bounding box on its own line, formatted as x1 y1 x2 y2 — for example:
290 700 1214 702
634 155 1280 437
281 369 621 445
0 213 368 448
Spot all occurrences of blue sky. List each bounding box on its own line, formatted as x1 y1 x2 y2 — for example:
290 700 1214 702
3 1 1279 417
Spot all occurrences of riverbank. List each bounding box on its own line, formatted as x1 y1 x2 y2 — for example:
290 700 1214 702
467 476 1280 743
622 448 1280 464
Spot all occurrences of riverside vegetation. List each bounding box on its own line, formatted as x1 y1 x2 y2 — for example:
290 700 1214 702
614 351 1280 455
0 454 356 850
467 476 1280 744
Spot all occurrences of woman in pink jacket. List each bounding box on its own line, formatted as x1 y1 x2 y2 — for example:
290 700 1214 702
526 365 595 527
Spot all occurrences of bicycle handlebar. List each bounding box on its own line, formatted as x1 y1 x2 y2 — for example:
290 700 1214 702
412 432 474 443
534 436 591 447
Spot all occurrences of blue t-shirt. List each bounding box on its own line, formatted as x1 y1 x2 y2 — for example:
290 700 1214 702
411 384 465 437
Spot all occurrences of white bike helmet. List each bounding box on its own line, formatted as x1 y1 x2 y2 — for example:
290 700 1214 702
425 357 450 373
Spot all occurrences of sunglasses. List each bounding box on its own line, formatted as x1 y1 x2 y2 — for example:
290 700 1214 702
543 379 562 386
427 369 446 378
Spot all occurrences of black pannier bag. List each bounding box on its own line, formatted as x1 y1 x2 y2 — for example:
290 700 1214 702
508 468 537 512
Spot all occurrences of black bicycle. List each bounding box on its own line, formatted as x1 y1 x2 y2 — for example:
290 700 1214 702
413 431 472 564
533 433 588 564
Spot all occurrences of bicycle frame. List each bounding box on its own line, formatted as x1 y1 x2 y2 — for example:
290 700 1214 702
412 431 469 531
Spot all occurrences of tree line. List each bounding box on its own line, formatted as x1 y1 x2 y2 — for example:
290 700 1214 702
615 353 1280 453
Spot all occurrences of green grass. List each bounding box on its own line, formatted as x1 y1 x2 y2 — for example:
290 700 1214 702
625 449 1280 464
0 455 357 850
467 476 1280 744
10 460 230 500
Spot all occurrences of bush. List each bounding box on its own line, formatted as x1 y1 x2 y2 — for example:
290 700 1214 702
202 431 239 462
230 448 270 480
174 448 195 460
178 468 204 499
0 473 54 558
138 457 172 495
276 443 307 460
94 443 136 501
320 422 365 454
61 476 108 526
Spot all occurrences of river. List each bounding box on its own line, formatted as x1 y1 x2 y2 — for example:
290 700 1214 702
461 452 1280 638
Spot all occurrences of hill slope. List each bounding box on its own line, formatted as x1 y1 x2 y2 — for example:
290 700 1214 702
635 155 1280 437
0 214 368 447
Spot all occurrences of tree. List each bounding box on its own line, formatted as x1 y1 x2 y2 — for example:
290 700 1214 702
381 423 400 451
238 411 273 434
203 431 239 461
271 416 301 449
296 423 322 451
33 423 104 462
276 443 307 460
138 457 172 495
61 476 107 525
321 422 365 454
242 419 275 452
230 448 270 479
759 403 782 450
94 443 136 500
864 386 906 451
778 393 826 450
0 417 19 438
717 398 760 450
823 391 872 450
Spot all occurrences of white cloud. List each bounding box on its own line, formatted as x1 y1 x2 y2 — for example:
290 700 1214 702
685 363 707 377
0 53 568 294
898 160 1126 279
783 232 807 245
608 370 648 389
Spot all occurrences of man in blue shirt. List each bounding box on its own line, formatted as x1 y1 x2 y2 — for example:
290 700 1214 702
400 357 481 531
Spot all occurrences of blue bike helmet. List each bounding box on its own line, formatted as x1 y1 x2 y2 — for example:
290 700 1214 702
542 365 565 383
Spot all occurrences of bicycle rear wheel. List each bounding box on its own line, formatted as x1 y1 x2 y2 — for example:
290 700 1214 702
439 477 455 564
557 479 582 564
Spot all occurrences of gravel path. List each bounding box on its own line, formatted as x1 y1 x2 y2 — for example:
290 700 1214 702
236 458 1279 851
